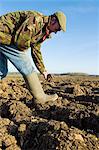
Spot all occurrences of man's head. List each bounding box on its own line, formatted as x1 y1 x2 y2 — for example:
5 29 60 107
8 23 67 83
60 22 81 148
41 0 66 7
48 11 66 33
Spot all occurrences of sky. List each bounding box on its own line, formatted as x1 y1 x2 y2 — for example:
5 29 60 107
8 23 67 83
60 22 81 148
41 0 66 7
0 0 99 75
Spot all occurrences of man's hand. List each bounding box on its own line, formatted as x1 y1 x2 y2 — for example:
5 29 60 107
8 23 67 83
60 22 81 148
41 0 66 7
47 74 52 82
43 71 52 81
43 71 48 80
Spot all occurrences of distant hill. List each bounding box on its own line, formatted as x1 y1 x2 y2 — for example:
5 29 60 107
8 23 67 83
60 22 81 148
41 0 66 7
8 72 99 77
59 72 89 76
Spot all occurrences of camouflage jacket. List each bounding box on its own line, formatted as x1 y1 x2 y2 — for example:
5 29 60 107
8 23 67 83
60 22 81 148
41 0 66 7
0 11 51 74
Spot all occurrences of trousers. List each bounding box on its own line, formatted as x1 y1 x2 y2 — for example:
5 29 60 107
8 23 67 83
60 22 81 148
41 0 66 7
0 44 34 79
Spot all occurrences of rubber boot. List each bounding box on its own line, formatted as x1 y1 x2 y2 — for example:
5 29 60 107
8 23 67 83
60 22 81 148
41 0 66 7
23 72 58 104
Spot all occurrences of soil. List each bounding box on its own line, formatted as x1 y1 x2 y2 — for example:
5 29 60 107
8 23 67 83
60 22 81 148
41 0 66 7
0 73 99 150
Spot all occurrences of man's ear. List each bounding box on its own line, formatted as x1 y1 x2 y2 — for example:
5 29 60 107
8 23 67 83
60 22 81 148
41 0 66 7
51 16 57 25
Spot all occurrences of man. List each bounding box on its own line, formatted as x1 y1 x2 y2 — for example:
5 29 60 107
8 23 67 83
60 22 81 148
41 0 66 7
0 10 66 104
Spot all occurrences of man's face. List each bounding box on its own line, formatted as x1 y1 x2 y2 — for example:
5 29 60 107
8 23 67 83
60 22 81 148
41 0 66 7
48 16 61 33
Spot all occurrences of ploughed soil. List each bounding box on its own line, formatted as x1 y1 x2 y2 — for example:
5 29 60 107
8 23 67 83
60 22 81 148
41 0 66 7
0 73 99 150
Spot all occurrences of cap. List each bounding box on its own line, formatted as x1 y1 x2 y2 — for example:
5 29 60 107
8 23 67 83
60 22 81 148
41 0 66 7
54 11 66 32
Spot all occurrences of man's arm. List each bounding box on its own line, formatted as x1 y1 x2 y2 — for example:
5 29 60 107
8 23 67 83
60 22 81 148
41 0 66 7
31 43 46 74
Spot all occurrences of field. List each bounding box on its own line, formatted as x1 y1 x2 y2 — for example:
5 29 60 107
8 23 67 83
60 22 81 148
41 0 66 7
0 73 99 150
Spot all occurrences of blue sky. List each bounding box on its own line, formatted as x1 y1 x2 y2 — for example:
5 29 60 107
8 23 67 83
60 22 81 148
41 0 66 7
0 0 99 75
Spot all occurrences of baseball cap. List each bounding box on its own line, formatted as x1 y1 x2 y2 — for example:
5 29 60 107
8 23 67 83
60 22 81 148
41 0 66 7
54 11 66 32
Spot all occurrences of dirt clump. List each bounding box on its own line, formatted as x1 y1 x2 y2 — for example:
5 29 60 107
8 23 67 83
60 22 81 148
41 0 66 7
0 74 99 150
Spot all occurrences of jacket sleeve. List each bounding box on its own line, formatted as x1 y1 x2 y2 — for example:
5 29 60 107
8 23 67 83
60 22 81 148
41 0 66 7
31 43 46 74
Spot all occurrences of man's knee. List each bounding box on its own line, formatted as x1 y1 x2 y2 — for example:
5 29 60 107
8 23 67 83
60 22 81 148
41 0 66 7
19 65 34 77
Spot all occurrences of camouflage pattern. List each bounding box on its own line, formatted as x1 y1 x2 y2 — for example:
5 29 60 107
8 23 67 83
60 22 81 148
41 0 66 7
0 11 51 74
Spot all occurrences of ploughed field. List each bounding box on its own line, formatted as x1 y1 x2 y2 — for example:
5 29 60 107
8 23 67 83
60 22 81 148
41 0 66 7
0 73 99 150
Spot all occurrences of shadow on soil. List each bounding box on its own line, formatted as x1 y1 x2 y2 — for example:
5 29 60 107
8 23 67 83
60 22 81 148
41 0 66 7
34 105 99 136
19 122 59 150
